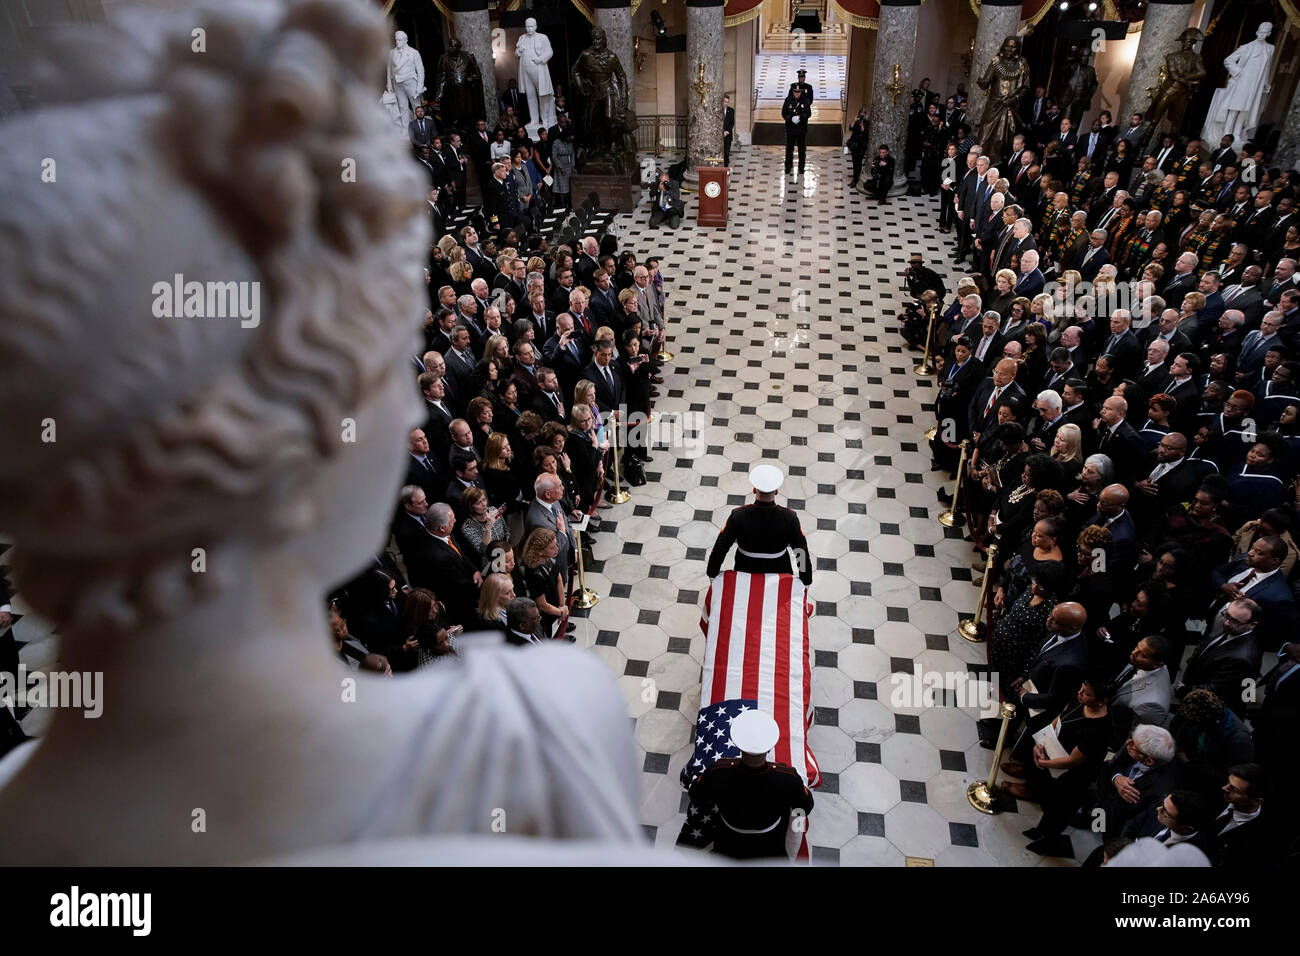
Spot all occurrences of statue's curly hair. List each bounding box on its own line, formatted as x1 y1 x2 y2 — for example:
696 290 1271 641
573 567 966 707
0 0 428 632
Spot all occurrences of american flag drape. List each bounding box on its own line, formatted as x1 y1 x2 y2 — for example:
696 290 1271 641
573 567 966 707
677 572 819 858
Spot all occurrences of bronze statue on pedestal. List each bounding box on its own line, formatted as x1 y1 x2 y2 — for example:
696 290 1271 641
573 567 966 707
975 37 1030 167
432 38 486 130
1143 28 1206 148
571 27 636 174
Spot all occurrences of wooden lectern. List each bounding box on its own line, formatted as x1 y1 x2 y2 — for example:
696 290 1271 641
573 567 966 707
695 166 730 228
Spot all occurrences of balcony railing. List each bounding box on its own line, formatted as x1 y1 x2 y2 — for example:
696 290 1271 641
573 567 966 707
635 114 689 157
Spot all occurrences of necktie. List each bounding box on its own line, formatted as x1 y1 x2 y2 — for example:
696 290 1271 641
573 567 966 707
984 385 999 417
602 364 613 389
1114 664 1137 688
1156 828 1170 843
448 538 463 557
1239 569 1257 589
552 392 562 415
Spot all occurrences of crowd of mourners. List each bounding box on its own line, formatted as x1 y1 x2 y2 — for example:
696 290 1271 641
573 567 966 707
895 80 1300 865
328 130 672 672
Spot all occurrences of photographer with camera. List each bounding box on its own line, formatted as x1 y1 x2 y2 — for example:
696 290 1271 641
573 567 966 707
649 167 684 229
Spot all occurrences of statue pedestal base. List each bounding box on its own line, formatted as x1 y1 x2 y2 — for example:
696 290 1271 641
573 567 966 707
572 171 641 214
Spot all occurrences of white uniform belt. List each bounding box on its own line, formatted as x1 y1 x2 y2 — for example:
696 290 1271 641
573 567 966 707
737 547 787 560
719 812 782 835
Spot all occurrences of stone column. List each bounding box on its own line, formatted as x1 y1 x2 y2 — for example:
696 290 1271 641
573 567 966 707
593 0 635 107
868 0 919 196
448 0 498 127
965 0 1022 127
686 0 725 169
1119 0 1195 125
1275 80 1300 172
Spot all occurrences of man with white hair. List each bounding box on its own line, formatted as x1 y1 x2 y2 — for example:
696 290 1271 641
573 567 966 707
576 236 601 287
1028 388 1064 451
1139 338 1172 395
974 191 1006 265
1095 722 1179 839
1014 247 1044 297
1162 251 1200 305
1100 309 1142 380
527 473 576 585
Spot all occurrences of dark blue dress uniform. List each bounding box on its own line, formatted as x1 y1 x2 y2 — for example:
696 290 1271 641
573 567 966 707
706 500 813 585
781 90 812 176
688 758 815 859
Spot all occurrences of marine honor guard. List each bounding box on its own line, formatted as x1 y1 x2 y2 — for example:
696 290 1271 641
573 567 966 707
706 465 814 585
687 711 815 860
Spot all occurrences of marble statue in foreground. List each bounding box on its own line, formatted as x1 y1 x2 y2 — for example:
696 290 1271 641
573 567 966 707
0 0 642 865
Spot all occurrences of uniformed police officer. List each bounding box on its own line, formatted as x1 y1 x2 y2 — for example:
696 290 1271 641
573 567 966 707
790 67 814 104
688 711 815 860
781 86 812 179
706 465 813 585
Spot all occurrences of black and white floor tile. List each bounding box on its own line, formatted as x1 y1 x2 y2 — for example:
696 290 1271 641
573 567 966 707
573 145 1100 866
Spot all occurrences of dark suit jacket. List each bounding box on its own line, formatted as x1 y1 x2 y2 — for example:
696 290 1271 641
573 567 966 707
1098 329 1142 380
1086 508 1138 573
1096 751 1181 838
585 361 625 413
542 334 588 399
1161 272 1197 308
1021 633 1088 723
1208 558 1297 651
1013 268 1045 299
1122 803 1217 859
412 536 480 625
1213 809 1279 869
968 379 1026 436
1077 245 1110 282
1179 631 1261 713
405 454 443 499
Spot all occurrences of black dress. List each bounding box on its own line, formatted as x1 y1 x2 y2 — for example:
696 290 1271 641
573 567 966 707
990 591 1054 700
564 429 603 515
523 558 562 638
1029 705 1114 837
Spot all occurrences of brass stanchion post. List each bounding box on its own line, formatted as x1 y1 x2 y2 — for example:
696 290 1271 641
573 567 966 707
959 542 999 643
608 413 631 504
571 520 599 609
968 701 1016 814
937 439 970 528
914 304 937 376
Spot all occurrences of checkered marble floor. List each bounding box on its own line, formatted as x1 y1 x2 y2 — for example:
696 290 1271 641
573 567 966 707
572 145 1100 866
755 54 845 105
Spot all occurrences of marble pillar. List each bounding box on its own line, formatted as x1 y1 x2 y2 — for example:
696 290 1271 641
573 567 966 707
868 0 919 196
1275 81 1300 172
594 0 635 108
450 2 498 127
965 0 1022 128
686 0 725 169
1119 0 1195 126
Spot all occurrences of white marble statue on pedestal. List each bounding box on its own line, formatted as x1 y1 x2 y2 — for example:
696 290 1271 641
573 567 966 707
0 0 645 867
1202 22 1274 145
516 18 557 136
386 29 425 129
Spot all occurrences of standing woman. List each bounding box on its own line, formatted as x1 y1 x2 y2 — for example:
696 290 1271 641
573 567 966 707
846 107 869 188
938 142 960 232
520 527 569 639
551 128 576 211
565 404 605 519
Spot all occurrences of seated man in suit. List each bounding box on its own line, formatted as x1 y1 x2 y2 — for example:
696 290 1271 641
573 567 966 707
1208 536 1296 651
1121 789 1219 859
1175 597 1262 717
1107 636 1174 734
648 168 685 229
1211 764 1278 868
1097 309 1142 381
1077 229 1111 281
1095 724 1180 839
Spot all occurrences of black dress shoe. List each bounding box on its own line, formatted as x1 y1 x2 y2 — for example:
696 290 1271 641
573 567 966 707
937 488 952 504
1022 827 1042 839
1027 835 1074 858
